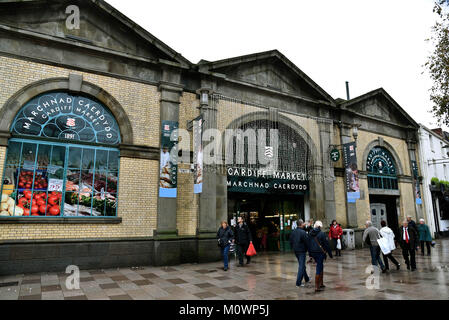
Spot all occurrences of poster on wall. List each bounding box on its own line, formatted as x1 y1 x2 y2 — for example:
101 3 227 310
159 120 178 198
193 115 203 194
412 160 422 205
342 142 360 203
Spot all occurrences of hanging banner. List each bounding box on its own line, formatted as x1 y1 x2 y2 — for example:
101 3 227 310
159 120 178 198
412 160 422 205
343 142 360 203
193 115 203 194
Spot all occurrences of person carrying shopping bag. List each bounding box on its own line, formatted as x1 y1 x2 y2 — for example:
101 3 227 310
234 216 253 267
379 220 400 271
328 220 343 257
307 221 333 292
217 221 234 271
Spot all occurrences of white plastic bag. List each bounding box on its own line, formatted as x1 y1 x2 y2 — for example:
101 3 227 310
336 239 342 250
377 237 391 255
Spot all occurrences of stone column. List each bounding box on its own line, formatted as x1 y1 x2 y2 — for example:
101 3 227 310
318 118 336 226
340 123 358 227
407 138 423 220
155 67 183 239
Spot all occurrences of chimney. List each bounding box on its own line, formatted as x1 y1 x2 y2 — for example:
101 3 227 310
345 81 350 100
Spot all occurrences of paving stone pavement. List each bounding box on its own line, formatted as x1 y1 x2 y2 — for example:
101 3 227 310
1 239 449 300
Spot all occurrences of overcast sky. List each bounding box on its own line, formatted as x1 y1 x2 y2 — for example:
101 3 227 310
107 0 440 128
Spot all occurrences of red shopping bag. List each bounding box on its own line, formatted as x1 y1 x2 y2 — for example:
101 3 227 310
246 242 257 256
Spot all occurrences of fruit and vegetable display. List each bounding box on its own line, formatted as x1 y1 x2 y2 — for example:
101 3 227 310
1 193 24 216
17 170 48 190
15 190 61 216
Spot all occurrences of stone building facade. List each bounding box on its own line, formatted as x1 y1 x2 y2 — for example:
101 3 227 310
0 0 425 274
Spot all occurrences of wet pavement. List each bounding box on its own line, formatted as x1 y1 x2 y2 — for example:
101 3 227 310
1 239 449 300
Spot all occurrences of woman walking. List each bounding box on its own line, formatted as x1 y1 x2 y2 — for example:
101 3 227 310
217 221 234 271
328 220 343 257
307 221 333 292
379 220 400 271
418 218 432 256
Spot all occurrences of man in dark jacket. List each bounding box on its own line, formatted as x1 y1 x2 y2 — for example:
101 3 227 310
307 221 333 292
234 216 253 266
217 221 234 271
289 219 310 287
399 219 419 271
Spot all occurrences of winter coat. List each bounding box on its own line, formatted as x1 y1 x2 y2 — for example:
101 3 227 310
398 226 419 249
234 222 252 245
216 226 234 248
328 224 343 239
417 224 432 242
379 226 396 251
289 227 308 253
362 226 381 247
307 228 333 257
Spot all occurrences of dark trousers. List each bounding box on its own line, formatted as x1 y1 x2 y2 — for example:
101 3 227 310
331 238 341 256
382 252 399 270
402 245 416 269
310 252 325 275
295 252 309 286
236 243 250 265
369 246 385 270
420 241 431 255
220 244 230 269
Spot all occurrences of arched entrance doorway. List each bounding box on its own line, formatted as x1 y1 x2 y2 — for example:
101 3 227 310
226 118 313 252
366 146 400 234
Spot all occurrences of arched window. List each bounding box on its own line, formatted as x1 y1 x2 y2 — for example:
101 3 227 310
366 147 398 190
1 92 120 218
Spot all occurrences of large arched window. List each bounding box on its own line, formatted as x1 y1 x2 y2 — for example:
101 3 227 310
366 147 398 190
1 91 120 218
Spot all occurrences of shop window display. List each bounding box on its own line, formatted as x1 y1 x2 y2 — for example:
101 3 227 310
0 92 120 218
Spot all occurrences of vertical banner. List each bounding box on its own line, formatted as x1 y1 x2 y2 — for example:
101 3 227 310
159 120 178 198
343 142 360 203
412 160 422 204
193 115 203 194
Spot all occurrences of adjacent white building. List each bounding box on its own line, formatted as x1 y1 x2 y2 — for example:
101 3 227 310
418 124 449 237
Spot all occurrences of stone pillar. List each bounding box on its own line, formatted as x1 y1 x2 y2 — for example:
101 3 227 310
155 67 183 240
340 123 358 227
318 118 336 226
408 138 423 220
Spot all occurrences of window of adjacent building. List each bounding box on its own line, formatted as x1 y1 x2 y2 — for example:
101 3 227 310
0 91 120 218
366 146 398 190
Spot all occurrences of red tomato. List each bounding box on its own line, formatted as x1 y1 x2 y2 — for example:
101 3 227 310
25 192 32 200
48 206 60 216
36 199 45 206
18 182 24 188
23 209 30 216
18 197 28 207
48 196 59 206
30 205 39 215
39 205 47 214
31 213 39 216
25 184 31 189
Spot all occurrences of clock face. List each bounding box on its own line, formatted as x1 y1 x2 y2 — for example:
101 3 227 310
366 147 397 175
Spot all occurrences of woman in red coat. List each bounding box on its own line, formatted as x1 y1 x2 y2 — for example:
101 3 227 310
329 220 343 257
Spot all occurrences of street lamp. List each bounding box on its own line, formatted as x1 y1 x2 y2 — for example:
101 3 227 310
352 124 360 142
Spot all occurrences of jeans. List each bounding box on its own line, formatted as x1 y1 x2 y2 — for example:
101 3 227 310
220 244 230 269
236 243 250 265
295 252 309 286
310 252 325 275
369 246 385 270
420 241 431 255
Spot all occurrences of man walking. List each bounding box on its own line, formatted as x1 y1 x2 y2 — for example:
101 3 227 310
234 216 253 267
289 219 310 287
362 221 386 273
399 219 418 271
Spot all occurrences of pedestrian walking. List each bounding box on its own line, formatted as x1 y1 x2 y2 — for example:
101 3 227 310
234 216 253 267
289 219 310 288
362 221 386 273
328 220 343 257
305 219 315 264
417 218 432 256
307 221 333 292
379 220 400 271
399 219 419 271
216 221 234 271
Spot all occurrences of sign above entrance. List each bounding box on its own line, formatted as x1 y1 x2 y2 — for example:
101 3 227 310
330 148 340 162
11 92 121 145
227 167 309 195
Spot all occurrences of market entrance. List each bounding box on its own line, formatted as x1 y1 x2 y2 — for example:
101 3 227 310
369 194 399 237
228 192 308 252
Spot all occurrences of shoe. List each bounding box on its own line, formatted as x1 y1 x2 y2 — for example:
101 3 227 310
411 268 417 272
382 268 387 274
237 264 243 267
314 275 322 292
246 260 250 265
396 264 400 270
319 273 325 289
427 253 431 256
224 267 228 271
406 264 410 270
296 284 305 288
